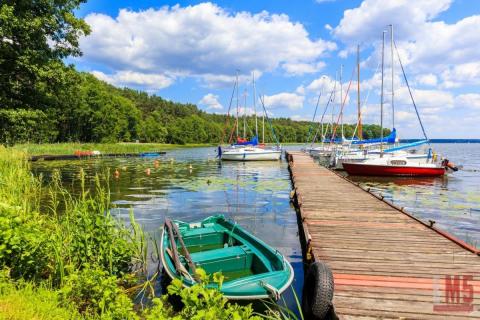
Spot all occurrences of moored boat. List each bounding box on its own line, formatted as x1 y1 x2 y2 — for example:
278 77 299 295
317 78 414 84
219 145 281 161
342 156 454 177
160 215 294 300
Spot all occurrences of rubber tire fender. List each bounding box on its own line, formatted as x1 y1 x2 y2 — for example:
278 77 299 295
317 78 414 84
302 261 334 319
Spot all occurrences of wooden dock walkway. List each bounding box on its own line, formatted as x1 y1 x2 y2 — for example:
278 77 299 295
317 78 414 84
286 151 480 319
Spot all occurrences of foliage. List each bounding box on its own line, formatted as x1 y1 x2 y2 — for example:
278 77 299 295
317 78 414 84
142 269 262 320
0 0 90 108
0 109 58 145
59 265 138 319
11 142 212 156
0 269 81 320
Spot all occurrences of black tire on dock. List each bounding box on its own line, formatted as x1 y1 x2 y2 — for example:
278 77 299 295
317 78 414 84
302 261 334 319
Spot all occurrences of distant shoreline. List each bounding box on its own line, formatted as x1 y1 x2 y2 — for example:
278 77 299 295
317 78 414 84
401 139 480 143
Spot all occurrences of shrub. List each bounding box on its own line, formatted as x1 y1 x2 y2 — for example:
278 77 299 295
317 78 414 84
59 265 138 319
0 109 58 145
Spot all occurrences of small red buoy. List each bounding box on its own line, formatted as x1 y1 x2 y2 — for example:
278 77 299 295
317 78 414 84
145 168 151 176
114 169 120 179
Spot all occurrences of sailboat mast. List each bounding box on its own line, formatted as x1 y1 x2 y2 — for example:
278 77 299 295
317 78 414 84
331 71 337 139
243 89 247 138
253 72 258 137
390 24 395 130
236 71 239 138
262 95 265 143
357 44 362 140
340 64 344 139
380 30 386 156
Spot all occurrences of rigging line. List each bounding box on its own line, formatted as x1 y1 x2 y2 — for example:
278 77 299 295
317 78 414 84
393 39 429 142
349 59 382 143
304 89 322 148
222 79 238 144
330 66 355 144
310 85 336 147
259 95 280 146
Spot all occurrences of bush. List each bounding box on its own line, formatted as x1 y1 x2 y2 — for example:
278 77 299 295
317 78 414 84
0 109 58 145
143 269 262 320
59 265 138 319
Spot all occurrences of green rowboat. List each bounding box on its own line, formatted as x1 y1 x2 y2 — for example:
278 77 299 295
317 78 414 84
161 215 294 300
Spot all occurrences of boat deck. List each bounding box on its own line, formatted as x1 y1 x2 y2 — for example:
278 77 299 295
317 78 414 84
286 151 480 319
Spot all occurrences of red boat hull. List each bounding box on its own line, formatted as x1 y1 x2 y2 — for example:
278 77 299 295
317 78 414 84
342 163 446 177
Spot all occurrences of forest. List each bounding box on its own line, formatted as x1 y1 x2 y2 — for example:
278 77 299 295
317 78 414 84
0 0 387 146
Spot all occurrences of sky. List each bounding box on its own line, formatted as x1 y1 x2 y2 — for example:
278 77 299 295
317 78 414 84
72 0 480 138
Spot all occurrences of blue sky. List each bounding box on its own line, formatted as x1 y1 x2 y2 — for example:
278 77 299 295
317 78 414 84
73 0 480 138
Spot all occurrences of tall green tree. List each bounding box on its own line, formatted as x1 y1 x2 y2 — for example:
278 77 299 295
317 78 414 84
0 0 90 108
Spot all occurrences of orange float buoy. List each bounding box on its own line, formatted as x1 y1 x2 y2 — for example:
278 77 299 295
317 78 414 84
154 160 159 168
114 169 120 179
145 168 151 176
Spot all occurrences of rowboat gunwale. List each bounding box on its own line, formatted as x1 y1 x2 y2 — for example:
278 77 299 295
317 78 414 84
160 215 294 300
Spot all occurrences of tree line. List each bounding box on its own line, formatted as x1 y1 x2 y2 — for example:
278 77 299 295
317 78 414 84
0 0 388 145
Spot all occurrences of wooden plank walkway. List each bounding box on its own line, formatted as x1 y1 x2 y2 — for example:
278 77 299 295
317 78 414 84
286 151 480 319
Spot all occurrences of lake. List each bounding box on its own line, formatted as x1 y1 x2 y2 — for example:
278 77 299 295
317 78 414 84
31 146 304 312
31 143 480 312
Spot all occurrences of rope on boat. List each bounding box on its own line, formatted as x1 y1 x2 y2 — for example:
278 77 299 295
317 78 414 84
330 66 355 143
221 78 237 145
393 39 429 142
348 59 382 145
259 281 280 300
259 95 280 147
304 90 322 149
310 85 336 146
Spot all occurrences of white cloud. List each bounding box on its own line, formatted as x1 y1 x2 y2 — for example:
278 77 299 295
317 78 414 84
333 0 452 45
198 93 223 110
80 3 336 87
333 1 480 78
441 62 480 88
291 114 310 121
91 70 174 90
282 61 325 75
416 74 437 87
395 87 454 111
262 92 304 110
456 94 480 110
306 75 336 93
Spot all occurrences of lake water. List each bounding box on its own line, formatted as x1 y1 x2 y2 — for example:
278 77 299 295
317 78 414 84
31 143 480 312
345 143 480 248
31 146 304 312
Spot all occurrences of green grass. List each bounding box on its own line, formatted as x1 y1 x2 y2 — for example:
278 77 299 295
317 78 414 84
0 276 80 320
11 142 215 156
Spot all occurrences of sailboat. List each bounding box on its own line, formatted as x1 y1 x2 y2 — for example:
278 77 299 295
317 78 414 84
342 26 457 177
219 72 282 161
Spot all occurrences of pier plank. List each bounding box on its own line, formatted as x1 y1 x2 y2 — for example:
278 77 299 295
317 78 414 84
286 151 480 319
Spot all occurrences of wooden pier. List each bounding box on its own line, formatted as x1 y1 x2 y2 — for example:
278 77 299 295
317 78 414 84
286 151 480 319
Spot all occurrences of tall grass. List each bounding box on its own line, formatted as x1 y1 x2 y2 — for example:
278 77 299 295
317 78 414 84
12 142 214 156
0 146 144 317
0 146 300 319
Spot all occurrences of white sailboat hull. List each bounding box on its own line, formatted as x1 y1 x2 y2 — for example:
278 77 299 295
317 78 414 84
221 147 282 161
331 151 430 170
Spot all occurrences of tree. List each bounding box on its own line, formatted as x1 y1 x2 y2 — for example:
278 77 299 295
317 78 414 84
0 0 90 108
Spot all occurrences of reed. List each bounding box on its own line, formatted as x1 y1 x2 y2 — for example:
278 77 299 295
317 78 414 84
0 146 300 319
11 142 213 156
